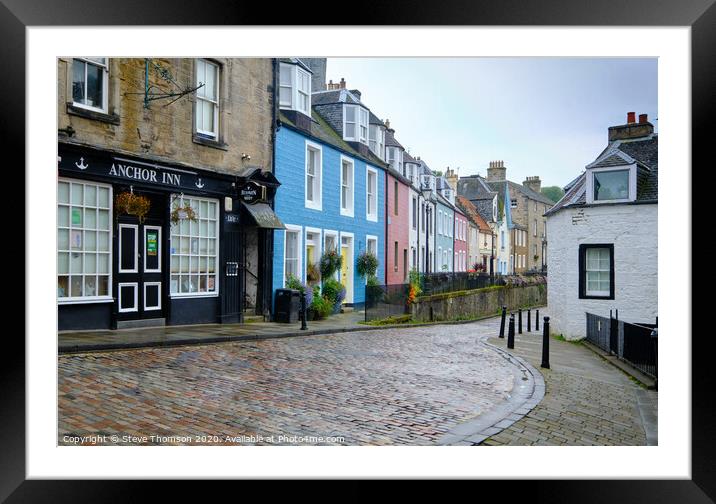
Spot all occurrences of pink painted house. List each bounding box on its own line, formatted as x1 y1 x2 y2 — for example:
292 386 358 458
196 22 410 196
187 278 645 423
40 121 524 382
385 169 411 284
453 208 469 272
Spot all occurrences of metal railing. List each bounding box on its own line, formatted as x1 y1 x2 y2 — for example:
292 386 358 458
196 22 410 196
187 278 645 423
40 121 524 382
365 283 410 322
421 272 502 296
586 312 658 379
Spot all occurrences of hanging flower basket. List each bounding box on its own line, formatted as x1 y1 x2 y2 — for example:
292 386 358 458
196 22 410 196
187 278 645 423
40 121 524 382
115 192 151 223
170 203 198 226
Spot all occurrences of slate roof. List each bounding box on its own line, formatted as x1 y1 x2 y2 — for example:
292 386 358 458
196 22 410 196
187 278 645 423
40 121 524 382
279 58 313 73
457 175 497 201
546 135 658 216
457 196 492 233
403 151 418 164
485 179 555 206
311 88 362 106
369 110 384 126
385 128 404 149
278 110 387 169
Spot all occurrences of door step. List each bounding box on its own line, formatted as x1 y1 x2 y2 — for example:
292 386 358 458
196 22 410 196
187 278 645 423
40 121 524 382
116 318 166 330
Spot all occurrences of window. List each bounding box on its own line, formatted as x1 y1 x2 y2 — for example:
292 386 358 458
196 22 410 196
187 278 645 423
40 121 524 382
279 63 311 116
367 236 378 256
344 105 369 144
579 244 614 299
305 142 322 210
593 169 630 201
501 230 505 250
366 167 378 221
58 179 112 301
195 59 219 138
305 229 321 279
340 157 354 217
412 197 417 230
169 196 219 296
284 227 302 284
394 181 399 215
534 219 538 236
72 58 108 112
394 242 399 272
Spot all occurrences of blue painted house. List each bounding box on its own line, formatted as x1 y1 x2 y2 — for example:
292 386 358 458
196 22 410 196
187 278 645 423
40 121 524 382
272 59 387 307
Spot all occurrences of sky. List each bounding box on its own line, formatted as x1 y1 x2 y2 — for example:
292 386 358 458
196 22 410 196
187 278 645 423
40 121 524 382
326 58 657 189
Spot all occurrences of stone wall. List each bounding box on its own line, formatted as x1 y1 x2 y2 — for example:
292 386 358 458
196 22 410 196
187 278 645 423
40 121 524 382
58 58 274 176
410 283 547 323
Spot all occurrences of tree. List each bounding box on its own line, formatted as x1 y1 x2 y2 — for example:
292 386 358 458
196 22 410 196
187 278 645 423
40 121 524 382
541 186 565 203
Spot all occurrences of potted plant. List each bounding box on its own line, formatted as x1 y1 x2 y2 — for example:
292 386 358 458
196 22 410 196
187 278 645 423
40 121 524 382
115 191 151 223
320 249 343 280
306 263 321 285
321 278 345 314
170 201 198 226
356 250 378 279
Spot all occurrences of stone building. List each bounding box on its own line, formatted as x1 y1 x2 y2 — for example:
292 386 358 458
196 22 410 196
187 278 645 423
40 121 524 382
546 112 658 339
57 57 280 330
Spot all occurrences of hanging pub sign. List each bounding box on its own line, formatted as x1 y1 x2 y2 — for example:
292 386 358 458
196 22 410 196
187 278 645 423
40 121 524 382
238 181 266 204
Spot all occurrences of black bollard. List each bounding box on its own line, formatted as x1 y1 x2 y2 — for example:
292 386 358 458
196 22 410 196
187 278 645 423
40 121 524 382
300 291 308 330
507 314 515 349
536 310 540 331
499 306 507 338
518 309 522 334
541 316 550 369
527 309 531 332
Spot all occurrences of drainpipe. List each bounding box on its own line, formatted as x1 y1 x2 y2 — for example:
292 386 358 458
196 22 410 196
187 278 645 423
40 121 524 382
265 58 279 320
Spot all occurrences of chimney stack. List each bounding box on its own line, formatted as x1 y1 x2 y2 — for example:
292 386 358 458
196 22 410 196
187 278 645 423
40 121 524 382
487 160 506 182
384 119 391 130
339 77 346 89
299 58 327 91
445 167 458 191
609 111 654 141
523 176 542 194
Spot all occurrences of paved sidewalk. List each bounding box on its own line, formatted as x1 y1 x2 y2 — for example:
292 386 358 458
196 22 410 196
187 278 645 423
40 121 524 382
59 310 367 353
480 319 658 446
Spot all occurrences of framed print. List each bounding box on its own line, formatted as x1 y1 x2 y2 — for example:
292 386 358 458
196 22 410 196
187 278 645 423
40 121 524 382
7 0 712 499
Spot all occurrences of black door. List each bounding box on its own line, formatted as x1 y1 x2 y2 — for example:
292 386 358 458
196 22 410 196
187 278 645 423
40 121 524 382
114 192 166 325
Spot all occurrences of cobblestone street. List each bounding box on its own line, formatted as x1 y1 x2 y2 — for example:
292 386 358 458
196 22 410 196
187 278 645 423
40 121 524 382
481 315 657 446
58 313 656 446
59 322 523 445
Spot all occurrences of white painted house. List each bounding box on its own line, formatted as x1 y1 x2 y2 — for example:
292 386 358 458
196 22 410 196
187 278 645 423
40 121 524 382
546 112 658 340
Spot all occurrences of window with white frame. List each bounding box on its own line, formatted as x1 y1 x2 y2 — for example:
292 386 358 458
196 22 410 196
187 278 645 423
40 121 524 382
72 58 108 112
305 142 322 210
344 105 369 144
279 62 311 116
58 179 112 301
592 168 632 202
284 227 302 283
305 229 321 277
366 167 378 221
369 125 380 155
359 108 369 145
582 246 613 298
438 210 443 235
170 196 219 296
412 197 417 230
340 157 354 217
195 59 219 139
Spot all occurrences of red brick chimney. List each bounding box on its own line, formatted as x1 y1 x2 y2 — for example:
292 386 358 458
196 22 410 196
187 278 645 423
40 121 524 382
609 112 654 141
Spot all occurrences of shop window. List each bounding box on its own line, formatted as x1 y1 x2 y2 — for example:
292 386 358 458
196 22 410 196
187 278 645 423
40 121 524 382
57 179 112 302
169 195 219 296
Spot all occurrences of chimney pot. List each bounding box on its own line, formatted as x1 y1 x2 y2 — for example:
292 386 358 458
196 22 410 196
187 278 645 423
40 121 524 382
639 113 648 124
627 112 636 124
340 77 346 89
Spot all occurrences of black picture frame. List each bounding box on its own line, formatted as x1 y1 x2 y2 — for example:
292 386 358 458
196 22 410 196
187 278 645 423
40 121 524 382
5 0 709 499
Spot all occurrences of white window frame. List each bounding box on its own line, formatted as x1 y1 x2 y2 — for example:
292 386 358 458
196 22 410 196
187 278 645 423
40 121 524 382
438 210 443 235
195 59 220 139
366 166 378 222
71 57 109 114
323 229 339 281
143 282 162 311
305 227 322 280
283 224 303 284
305 140 323 211
366 234 378 282
296 66 311 115
340 155 355 218
169 195 220 298
143 225 162 273
586 164 637 204
585 247 612 297
57 178 113 304
343 104 359 142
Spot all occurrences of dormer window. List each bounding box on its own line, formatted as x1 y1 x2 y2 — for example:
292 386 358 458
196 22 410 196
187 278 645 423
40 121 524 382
369 124 385 159
279 62 311 116
344 105 369 145
586 164 637 204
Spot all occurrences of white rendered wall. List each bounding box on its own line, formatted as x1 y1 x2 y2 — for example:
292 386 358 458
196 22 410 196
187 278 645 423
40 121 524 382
547 204 658 340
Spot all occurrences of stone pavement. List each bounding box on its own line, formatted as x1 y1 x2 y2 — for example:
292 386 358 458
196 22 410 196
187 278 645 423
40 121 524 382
58 322 527 446
59 310 367 353
479 313 658 446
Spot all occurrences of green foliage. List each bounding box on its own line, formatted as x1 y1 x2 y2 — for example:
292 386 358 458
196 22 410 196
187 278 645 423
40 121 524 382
310 295 333 320
356 250 379 278
541 186 565 203
409 269 423 295
365 314 412 326
321 278 343 304
319 249 343 279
